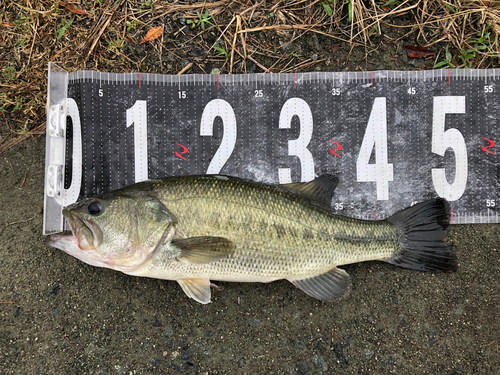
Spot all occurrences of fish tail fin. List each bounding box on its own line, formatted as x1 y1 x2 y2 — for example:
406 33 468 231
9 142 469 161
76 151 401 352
386 198 458 272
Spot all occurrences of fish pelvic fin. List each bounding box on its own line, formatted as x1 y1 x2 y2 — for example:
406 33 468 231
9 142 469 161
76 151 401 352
386 198 458 272
177 277 211 304
173 236 234 264
282 174 338 208
288 267 350 302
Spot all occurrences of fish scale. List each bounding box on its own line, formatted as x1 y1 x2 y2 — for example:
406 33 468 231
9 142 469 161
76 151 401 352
134 176 400 281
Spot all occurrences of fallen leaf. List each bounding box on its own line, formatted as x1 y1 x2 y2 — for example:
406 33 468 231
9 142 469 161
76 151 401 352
60 2 87 15
140 26 164 44
1 22 15 27
404 45 436 58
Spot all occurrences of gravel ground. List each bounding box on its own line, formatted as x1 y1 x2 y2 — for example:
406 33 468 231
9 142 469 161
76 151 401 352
1 30 500 374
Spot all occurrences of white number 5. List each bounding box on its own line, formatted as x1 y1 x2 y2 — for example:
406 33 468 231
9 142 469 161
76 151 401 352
431 96 467 201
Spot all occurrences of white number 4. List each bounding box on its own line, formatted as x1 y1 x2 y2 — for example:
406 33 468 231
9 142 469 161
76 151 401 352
356 97 393 200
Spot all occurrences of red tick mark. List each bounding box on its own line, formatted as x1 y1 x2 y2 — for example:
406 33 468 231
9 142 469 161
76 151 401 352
175 143 188 161
329 140 342 158
481 137 495 154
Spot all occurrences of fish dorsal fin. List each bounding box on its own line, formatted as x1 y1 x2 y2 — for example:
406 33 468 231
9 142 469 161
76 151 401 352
288 267 350 302
172 236 234 264
282 174 338 207
177 278 211 304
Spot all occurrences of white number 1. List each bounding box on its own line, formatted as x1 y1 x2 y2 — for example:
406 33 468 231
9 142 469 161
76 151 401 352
126 100 149 183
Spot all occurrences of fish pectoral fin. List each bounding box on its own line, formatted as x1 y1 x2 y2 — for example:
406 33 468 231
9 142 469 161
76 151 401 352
289 267 350 302
177 277 211 304
173 236 234 264
282 174 338 208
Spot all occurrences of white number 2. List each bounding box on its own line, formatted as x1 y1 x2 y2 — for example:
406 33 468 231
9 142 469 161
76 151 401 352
431 96 467 201
200 99 237 174
356 97 393 200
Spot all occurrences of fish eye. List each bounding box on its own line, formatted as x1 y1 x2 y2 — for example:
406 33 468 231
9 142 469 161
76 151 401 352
88 202 103 216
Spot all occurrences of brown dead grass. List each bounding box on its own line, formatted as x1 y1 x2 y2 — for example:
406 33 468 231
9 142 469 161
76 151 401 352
1 0 499 154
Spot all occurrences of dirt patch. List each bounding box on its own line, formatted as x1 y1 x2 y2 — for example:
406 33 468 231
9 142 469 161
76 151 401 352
1 1 500 374
1 139 500 373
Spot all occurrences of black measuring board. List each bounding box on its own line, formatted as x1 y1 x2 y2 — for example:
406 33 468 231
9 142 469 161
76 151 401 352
43 67 499 234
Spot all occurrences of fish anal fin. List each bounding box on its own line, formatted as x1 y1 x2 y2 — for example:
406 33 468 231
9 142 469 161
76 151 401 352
282 174 338 208
289 267 350 302
177 277 211 304
172 236 234 264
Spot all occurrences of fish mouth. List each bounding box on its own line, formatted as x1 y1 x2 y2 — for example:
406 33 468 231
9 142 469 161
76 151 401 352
63 208 103 251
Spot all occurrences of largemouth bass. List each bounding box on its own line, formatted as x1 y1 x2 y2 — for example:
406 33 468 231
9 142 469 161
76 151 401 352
47 174 458 304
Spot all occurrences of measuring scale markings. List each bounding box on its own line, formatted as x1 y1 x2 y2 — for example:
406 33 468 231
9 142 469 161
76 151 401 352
63 94 474 201
44 67 500 234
